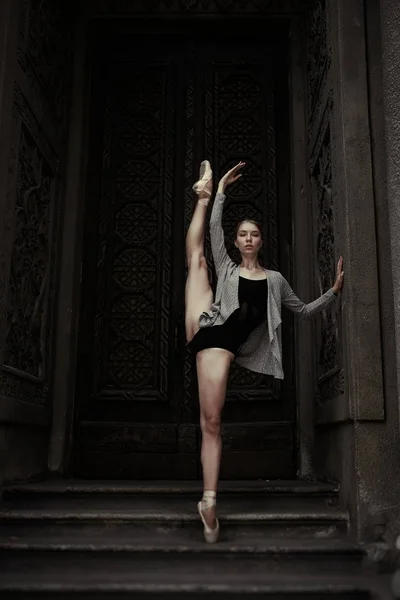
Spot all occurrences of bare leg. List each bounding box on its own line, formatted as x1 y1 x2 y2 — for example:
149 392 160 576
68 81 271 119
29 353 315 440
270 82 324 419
185 165 214 342
196 347 234 529
185 196 209 264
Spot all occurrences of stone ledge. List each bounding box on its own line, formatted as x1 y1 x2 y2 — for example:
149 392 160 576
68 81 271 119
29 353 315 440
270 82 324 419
0 396 49 427
4 479 340 495
0 537 362 555
0 552 384 598
316 393 351 425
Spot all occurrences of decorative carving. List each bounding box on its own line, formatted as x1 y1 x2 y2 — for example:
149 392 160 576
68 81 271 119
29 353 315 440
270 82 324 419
113 249 157 289
91 90 111 396
228 365 281 401
83 425 178 453
109 343 154 388
309 88 333 172
4 88 58 388
116 204 157 243
203 59 281 400
18 0 73 131
315 368 345 405
5 128 50 377
111 297 155 339
183 72 196 421
92 66 173 398
211 67 278 271
86 0 308 15
0 369 48 406
315 133 334 295
0 5 72 410
306 0 331 124
306 0 341 405
314 129 338 384
77 34 295 477
117 159 159 198
310 113 340 402
220 74 261 112
204 63 215 287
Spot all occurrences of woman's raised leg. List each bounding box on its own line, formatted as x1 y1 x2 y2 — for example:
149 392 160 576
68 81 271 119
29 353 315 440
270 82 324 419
196 347 234 540
185 161 214 343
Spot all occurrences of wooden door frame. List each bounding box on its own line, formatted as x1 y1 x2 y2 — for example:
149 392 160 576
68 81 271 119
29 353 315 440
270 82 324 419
48 12 316 480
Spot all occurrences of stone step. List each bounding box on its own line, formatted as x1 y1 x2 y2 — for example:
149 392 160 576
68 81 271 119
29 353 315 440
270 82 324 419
0 592 375 600
0 494 348 539
0 514 347 541
0 492 340 512
0 480 391 599
0 545 363 571
0 551 386 599
0 493 347 516
0 528 362 556
3 479 339 499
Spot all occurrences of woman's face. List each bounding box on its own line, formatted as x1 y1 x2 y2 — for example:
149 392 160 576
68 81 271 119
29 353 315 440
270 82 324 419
234 221 263 257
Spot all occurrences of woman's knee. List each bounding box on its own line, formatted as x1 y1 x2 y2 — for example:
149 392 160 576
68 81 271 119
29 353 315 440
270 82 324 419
200 412 222 438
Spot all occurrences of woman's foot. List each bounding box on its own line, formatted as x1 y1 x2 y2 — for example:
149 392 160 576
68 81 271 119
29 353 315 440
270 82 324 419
198 490 219 543
193 160 213 204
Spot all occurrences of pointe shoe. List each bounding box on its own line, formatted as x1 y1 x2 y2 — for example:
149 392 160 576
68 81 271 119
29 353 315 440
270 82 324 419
192 160 213 197
197 490 219 543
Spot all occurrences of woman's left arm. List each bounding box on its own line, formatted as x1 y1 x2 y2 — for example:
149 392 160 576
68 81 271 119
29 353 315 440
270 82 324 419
281 257 344 320
210 161 245 276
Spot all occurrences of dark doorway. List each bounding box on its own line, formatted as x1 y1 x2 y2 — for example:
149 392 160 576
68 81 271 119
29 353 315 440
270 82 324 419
73 19 296 479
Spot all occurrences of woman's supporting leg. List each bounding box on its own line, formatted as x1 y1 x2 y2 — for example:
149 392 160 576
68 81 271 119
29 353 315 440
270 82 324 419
185 166 214 343
196 347 234 530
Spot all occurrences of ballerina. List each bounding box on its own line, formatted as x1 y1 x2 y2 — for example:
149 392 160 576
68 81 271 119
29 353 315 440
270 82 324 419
185 160 344 543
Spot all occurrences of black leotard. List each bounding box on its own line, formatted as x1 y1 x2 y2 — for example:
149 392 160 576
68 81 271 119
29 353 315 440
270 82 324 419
189 276 268 356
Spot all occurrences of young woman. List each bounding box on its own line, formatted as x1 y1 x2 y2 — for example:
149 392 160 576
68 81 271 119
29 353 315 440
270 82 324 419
185 160 344 543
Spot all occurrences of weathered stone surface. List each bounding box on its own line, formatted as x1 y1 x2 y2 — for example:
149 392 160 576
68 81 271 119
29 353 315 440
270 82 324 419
0 424 48 483
379 0 400 544
4 478 339 496
312 0 400 544
0 480 393 598
0 0 73 483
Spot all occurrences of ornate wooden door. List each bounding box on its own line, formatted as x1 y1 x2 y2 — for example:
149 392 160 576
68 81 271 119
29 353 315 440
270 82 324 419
73 22 296 479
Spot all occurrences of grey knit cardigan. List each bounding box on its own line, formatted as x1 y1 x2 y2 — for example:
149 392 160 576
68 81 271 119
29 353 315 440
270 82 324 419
198 192 337 379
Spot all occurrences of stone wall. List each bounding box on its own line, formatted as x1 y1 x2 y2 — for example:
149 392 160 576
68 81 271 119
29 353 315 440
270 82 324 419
0 0 73 482
309 0 400 542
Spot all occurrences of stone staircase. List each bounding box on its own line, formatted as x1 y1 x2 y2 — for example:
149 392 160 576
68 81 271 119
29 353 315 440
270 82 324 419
0 480 393 598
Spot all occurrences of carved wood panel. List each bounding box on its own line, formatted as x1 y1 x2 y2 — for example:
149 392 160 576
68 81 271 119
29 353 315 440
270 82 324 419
202 57 283 402
306 0 331 123
183 65 197 423
84 0 312 17
306 0 343 404
91 65 174 403
75 26 295 479
18 0 73 134
5 93 57 381
0 0 72 410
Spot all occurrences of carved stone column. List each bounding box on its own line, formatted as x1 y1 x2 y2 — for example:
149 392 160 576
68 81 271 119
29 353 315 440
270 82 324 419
380 1 400 422
0 0 19 366
0 0 74 482
322 0 400 540
0 0 19 487
379 0 400 556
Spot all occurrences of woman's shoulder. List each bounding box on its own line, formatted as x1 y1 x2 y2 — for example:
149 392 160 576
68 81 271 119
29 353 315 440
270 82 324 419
265 269 286 290
265 269 283 280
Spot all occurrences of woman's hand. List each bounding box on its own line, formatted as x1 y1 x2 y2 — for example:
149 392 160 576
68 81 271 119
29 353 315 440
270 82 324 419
332 256 344 294
217 161 245 193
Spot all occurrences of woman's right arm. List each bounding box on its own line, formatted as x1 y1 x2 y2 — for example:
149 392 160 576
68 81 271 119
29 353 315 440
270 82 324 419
210 162 245 276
